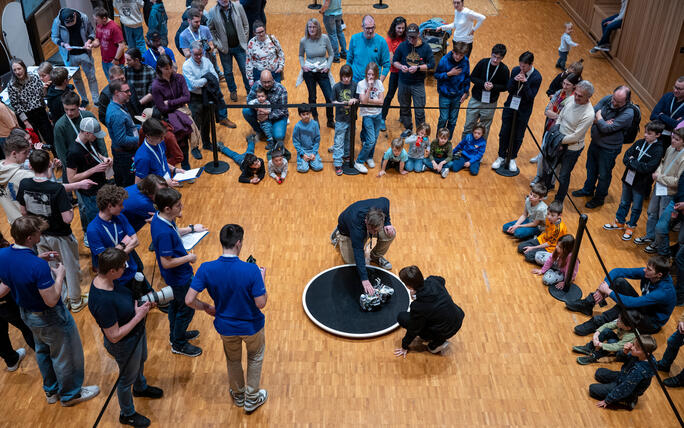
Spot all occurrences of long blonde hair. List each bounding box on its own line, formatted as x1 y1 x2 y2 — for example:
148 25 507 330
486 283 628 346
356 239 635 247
305 18 322 40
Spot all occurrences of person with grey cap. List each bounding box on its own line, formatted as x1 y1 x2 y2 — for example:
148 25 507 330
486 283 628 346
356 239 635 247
391 23 435 137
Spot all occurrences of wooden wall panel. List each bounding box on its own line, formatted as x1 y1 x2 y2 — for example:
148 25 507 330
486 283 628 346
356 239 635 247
561 0 595 28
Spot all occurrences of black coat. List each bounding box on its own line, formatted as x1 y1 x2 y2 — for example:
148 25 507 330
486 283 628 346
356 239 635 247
621 139 664 195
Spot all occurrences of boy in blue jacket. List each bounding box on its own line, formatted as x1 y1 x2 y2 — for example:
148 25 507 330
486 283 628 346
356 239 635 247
451 125 486 175
434 42 470 140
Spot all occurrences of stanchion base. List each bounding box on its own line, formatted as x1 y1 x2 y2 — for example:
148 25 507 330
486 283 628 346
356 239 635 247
549 283 583 303
494 165 520 177
307 3 322 9
204 160 230 174
342 165 361 176
372 3 389 9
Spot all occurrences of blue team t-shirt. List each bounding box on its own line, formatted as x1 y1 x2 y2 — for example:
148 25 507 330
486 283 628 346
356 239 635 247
88 281 143 342
122 184 155 233
86 214 138 285
150 213 193 286
0 246 55 312
179 26 213 50
190 256 266 336
134 141 169 180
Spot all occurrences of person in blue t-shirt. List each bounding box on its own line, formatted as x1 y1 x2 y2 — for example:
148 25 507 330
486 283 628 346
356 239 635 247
0 216 100 406
88 248 163 427
123 174 169 233
186 223 268 414
86 185 140 290
134 117 183 186
151 187 207 357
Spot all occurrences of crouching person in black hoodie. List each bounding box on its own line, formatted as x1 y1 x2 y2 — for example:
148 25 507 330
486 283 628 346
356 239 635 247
394 265 465 357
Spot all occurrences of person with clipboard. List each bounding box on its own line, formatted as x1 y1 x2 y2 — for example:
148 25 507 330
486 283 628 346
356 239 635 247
133 118 183 187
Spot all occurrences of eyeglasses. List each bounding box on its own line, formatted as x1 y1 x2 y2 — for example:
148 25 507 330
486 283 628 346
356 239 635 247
363 26 375 31
117 89 131 94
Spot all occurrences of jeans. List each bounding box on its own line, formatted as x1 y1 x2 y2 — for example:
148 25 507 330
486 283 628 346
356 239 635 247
451 157 481 175
322 14 346 59
556 50 568 69
221 328 265 397
517 238 542 263
104 331 148 417
659 330 684 369
405 157 425 172
356 114 382 163
598 15 623 46
102 61 113 83
113 151 135 187
381 72 399 120
302 71 333 123
123 25 147 53
398 82 426 130
438 95 462 140
580 143 622 200
77 192 98 238
503 218 541 240
553 148 583 203
653 199 675 255
644 194 672 240
242 108 287 142
462 97 497 141
218 46 250 94
20 303 84 401
37 235 81 303
423 157 453 172
332 121 350 167
498 107 532 159
168 281 195 349
69 53 99 104
615 183 646 227
219 137 255 167
0 298 35 367
676 245 684 303
296 153 323 172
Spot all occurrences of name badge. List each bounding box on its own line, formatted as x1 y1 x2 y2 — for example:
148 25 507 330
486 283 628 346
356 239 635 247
510 96 521 111
481 90 491 103
624 169 635 185
663 130 672 136
655 182 668 196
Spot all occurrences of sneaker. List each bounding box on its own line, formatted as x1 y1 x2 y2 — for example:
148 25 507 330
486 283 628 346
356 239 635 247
596 45 611 52
172 343 202 357
219 118 237 128
354 162 368 174
6 348 26 372
577 354 598 365
603 222 625 230
366 158 375 168
585 198 604 209
633 236 653 245
230 91 238 102
379 119 386 132
335 166 343 176
61 385 100 407
133 385 163 399
244 389 268 413
83 236 89 248
643 244 657 254
119 412 151 427
371 256 392 270
441 168 449 178
565 298 594 317
508 159 517 172
491 157 504 169
428 341 450 354
626 397 638 410
46 391 59 404
621 228 634 240
185 330 200 340
663 375 684 388
230 388 245 407
571 344 593 355
400 129 412 138
70 296 88 313
589 46 599 54
340 51 347 59
656 360 671 372
191 147 203 160
571 189 593 197
327 145 334 153
330 228 339 246
530 154 540 163
574 319 598 336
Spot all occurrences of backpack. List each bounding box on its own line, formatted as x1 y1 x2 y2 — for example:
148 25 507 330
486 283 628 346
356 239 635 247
623 102 641 145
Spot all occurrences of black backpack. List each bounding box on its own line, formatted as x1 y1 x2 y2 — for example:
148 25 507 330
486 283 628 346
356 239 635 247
623 102 642 145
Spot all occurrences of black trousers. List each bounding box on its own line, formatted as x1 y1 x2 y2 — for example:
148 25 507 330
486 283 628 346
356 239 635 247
189 94 211 149
24 107 55 154
397 310 463 348
498 107 532 160
381 72 399 120
0 298 35 367
113 151 135 187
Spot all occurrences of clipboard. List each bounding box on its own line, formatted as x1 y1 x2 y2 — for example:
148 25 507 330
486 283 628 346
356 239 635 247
181 230 209 251
173 167 204 182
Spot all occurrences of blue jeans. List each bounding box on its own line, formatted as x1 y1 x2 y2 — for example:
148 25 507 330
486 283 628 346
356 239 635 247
168 281 195 349
77 193 98 237
580 143 622 200
103 331 148 417
219 136 255 167
615 183 646 227
296 153 323 172
102 61 113 83
123 25 146 53
451 157 481 175
438 94 461 140
20 303 84 401
645 194 672 241
219 46 250 94
424 157 453 172
654 199 675 255
242 108 287 142
598 15 622 46
322 14 346 59
302 71 333 123
659 330 684 369
405 157 425 172
556 50 568 69
356 114 382 163
503 218 541 240
333 121 350 167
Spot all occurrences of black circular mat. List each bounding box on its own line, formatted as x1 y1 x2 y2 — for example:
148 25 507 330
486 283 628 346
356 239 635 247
302 264 411 338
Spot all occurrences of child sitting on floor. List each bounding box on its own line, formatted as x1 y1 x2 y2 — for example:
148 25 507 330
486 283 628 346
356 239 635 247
572 310 640 365
532 234 579 289
292 104 323 173
503 183 548 240
425 127 453 178
377 138 408 177
518 200 567 264
451 125 486 176
404 122 431 173
218 136 265 184
268 149 288 184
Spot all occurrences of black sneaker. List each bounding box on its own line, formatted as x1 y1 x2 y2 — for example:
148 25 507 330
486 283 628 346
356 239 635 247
663 375 684 388
626 397 638 410
565 298 594 316
585 198 604 209
572 344 593 355
577 354 598 365
119 412 151 427
185 330 200 340
133 385 164 399
172 343 202 357
400 129 412 138
656 360 671 372
191 147 203 160
571 189 593 197
574 320 598 336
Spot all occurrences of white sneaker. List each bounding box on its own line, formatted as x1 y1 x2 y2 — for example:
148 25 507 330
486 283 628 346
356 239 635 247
441 168 449 178
61 385 100 407
491 157 504 169
530 154 540 163
6 348 26 372
366 158 375 168
508 159 517 172
354 162 368 174
244 389 268 413
46 391 59 404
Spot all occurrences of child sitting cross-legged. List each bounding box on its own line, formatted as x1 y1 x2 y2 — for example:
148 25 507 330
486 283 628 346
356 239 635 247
531 234 579 289
451 124 486 175
517 200 568 264
503 182 548 240
377 138 408 177
572 310 640 365
424 127 453 178
403 123 431 173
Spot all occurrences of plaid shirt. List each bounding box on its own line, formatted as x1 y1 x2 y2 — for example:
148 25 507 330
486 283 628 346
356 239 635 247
246 81 288 121
124 64 155 100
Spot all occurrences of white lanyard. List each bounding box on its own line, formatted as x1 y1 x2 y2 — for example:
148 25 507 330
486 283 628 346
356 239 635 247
670 98 684 118
190 29 200 42
485 60 499 83
636 142 652 161
156 213 181 239
66 112 82 135
149 49 158 62
663 149 684 175
101 220 119 246
144 141 167 174
77 138 103 164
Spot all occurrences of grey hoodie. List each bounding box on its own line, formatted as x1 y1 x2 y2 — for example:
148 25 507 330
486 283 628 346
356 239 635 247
0 161 34 224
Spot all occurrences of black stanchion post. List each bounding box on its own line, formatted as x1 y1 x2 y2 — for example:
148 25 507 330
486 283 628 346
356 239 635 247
373 0 389 9
203 101 230 174
307 0 321 10
343 103 360 175
549 213 586 302
495 109 520 177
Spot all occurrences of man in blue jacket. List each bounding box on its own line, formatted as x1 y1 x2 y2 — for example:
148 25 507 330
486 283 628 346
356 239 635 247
566 256 676 336
434 42 470 140
650 76 684 149
106 80 140 187
331 197 396 295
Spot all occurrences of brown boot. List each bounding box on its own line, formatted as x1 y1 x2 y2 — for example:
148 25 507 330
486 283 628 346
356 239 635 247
219 118 237 128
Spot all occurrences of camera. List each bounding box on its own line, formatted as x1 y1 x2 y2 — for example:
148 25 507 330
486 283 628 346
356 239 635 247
138 286 174 307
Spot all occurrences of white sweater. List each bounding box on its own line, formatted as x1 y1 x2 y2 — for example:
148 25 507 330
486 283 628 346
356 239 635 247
442 7 486 44
558 96 595 151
